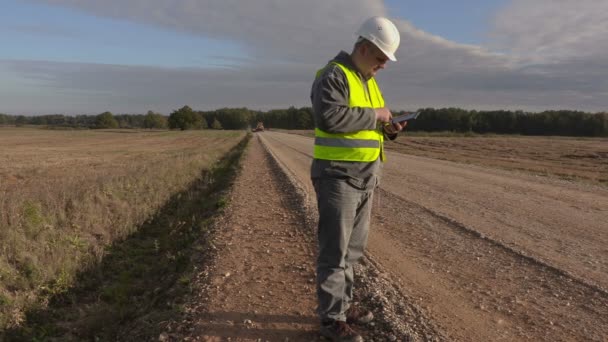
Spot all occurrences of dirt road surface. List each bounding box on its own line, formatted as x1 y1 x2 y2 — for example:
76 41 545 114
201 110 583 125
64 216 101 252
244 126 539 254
173 135 440 341
174 132 607 341
256 131 608 341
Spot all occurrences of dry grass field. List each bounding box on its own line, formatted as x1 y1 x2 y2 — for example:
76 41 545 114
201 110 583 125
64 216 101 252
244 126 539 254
0 127 246 332
386 135 608 186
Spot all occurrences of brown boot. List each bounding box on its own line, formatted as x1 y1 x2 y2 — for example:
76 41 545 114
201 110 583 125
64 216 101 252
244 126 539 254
320 320 363 342
346 306 374 325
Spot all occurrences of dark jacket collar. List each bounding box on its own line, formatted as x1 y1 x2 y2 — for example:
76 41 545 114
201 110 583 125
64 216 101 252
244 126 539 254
331 51 366 80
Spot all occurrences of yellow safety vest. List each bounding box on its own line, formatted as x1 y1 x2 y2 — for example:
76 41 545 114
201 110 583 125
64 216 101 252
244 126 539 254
314 62 385 162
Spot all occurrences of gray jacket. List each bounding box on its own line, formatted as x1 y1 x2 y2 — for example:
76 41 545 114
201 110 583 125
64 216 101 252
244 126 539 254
310 51 397 189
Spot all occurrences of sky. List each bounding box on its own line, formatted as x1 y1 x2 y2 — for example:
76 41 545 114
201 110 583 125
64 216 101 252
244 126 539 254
1 0 607 115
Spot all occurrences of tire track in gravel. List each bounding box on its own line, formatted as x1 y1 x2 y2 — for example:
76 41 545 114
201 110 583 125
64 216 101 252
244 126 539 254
381 189 608 298
370 188 608 341
179 134 319 341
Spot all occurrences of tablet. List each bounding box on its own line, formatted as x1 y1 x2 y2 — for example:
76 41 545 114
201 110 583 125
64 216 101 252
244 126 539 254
391 111 420 124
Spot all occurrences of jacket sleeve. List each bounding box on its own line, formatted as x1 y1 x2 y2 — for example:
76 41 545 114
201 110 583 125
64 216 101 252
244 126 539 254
311 66 377 133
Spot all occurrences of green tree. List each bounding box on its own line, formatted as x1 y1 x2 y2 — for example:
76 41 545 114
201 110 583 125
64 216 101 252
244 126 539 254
592 112 608 136
143 110 169 129
0 114 12 125
211 118 223 129
95 112 119 129
15 115 27 126
168 105 202 130
214 107 251 129
297 107 314 129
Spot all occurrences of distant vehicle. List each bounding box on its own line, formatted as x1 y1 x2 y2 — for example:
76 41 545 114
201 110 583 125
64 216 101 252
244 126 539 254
252 121 264 132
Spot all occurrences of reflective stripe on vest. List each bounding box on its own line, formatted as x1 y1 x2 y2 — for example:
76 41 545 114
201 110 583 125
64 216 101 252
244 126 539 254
315 137 379 148
314 62 386 162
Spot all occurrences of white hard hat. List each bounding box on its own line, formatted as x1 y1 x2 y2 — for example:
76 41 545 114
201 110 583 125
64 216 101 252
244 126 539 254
356 16 401 62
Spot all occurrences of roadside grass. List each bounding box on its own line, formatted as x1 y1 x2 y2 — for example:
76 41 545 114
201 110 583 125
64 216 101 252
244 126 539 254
0 128 245 335
2 133 250 341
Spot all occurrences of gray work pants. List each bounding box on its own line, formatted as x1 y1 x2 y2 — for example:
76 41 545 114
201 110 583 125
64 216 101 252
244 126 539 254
313 177 375 322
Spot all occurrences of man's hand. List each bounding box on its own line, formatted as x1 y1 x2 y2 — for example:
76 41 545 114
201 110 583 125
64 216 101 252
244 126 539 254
383 121 407 135
375 107 392 123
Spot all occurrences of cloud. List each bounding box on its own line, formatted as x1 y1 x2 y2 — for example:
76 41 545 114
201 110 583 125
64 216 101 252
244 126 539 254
5 0 607 114
0 58 314 114
4 24 81 38
478 0 608 111
490 0 608 62
31 0 386 64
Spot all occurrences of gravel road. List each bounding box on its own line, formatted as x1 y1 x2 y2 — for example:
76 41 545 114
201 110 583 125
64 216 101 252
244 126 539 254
258 131 608 342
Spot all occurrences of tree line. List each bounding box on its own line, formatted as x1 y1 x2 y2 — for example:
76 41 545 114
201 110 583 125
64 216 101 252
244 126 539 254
1 106 606 136
407 108 607 137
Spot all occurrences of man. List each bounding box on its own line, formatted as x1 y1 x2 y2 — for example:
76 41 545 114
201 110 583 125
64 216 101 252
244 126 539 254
310 16 406 341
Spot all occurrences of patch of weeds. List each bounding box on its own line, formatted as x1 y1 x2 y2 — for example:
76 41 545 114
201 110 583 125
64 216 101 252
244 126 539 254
22 201 45 238
215 196 228 209
65 235 88 250
23 202 43 226
38 268 72 301
178 275 190 286
13 257 40 288
0 293 10 306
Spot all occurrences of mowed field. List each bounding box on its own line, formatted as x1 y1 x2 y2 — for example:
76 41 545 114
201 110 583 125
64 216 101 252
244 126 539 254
288 130 608 187
387 134 608 187
0 127 246 332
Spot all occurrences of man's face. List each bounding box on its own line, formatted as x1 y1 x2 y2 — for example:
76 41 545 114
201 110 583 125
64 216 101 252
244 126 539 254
360 42 389 79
